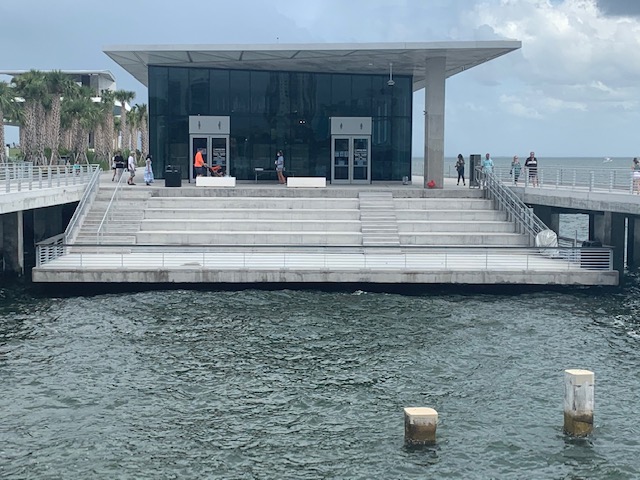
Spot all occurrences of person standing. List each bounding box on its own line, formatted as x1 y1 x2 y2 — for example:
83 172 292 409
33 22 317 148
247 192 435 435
127 152 136 185
481 153 494 189
275 150 286 184
633 157 640 194
525 151 538 187
510 155 522 185
144 154 154 186
194 148 206 177
455 154 465 186
111 154 117 181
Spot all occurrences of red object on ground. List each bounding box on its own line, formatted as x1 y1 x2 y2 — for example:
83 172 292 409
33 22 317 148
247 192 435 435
427 180 436 188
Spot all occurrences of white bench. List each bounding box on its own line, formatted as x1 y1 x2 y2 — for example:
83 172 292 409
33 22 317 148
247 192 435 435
196 176 236 187
287 177 326 188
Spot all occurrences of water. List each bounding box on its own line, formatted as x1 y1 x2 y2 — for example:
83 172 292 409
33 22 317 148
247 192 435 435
1 277 640 479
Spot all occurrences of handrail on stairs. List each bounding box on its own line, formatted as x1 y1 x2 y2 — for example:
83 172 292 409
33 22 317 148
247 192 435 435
96 168 129 244
476 168 549 246
63 165 102 244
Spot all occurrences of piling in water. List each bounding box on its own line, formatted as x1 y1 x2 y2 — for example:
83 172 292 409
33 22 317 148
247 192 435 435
404 407 437 445
563 369 594 437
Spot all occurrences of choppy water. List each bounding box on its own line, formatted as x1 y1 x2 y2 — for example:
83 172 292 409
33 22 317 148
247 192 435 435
1 277 640 479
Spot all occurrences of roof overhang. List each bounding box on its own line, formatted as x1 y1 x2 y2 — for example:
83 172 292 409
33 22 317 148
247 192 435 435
0 70 116 84
103 41 521 92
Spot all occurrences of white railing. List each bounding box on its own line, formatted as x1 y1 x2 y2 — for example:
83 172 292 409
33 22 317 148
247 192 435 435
64 166 103 244
477 169 548 246
96 168 129 243
35 244 614 272
494 166 637 193
1 162 98 193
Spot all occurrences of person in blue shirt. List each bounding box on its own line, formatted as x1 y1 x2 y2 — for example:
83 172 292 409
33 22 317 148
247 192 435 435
481 153 494 188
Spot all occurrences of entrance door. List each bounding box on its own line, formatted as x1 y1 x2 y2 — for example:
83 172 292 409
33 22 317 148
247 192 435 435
189 135 230 179
331 136 371 184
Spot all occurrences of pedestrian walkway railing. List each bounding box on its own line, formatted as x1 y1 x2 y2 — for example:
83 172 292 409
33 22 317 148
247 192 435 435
64 166 103 244
96 168 128 243
35 243 614 272
1 162 98 193
477 169 548 245
493 166 637 193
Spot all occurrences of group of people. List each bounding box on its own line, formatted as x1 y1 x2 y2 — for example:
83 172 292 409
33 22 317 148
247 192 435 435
193 148 286 184
112 152 154 186
454 152 539 188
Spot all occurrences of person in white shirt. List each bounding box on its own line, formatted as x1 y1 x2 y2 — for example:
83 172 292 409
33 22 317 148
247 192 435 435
127 153 136 185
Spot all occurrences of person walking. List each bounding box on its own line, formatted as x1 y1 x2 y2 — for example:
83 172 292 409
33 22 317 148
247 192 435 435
455 154 466 186
127 152 136 185
144 154 154 185
481 152 494 189
510 155 522 185
633 157 640 194
525 151 539 187
114 151 125 181
194 148 206 177
275 150 286 184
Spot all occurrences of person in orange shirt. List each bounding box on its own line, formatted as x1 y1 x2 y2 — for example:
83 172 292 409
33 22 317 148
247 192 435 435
194 149 206 177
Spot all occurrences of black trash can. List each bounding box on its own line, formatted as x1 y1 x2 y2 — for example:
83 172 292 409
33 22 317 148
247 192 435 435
468 154 481 188
165 165 182 187
581 240 603 269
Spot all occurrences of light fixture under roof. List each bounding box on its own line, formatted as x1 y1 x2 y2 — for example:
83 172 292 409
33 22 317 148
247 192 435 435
387 62 395 86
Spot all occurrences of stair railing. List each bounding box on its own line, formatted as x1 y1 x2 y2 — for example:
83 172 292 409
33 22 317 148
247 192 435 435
64 165 102 244
96 169 129 244
477 168 549 246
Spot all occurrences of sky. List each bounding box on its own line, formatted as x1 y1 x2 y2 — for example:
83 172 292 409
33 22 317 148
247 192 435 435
1 0 639 158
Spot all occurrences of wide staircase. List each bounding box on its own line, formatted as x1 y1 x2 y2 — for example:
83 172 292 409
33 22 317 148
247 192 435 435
72 187 529 249
74 188 151 244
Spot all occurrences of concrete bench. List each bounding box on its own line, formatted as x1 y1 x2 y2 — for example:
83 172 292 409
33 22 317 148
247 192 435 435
287 177 326 188
196 176 236 187
254 168 293 183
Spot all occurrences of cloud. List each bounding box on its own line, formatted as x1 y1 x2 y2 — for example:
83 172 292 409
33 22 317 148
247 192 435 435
596 0 640 16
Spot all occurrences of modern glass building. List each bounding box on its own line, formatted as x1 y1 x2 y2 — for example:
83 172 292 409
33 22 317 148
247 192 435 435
104 42 520 185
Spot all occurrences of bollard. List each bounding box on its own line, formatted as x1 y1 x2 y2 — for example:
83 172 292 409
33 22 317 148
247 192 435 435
404 407 437 446
563 369 594 437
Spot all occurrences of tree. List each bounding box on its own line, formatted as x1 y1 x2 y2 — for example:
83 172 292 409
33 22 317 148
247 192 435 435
114 90 135 151
61 86 99 164
43 71 74 164
12 70 48 164
136 103 149 158
0 81 16 163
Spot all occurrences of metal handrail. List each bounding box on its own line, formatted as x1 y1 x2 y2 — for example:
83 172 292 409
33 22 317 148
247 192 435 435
35 243 614 272
64 166 103 244
477 168 548 246
1 162 97 193
493 166 637 193
96 167 128 243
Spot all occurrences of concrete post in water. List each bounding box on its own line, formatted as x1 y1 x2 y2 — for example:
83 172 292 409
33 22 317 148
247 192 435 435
563 369 594 437
404 407 437 445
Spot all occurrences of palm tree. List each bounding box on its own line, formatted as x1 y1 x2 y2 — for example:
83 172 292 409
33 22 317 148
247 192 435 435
135 103 149 158
0 81 17 163
12 70 48 164
128 104 139 154
43 71 74 164
114 90 135 151
61 86 97 164
99 89 116 160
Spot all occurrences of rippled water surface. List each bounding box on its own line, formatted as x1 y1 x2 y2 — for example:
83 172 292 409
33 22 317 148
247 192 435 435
1 277 640 479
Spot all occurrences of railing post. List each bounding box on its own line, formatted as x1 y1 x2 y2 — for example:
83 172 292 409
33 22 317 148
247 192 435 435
609 171 614 192
556 170 560 189
589 171 594 191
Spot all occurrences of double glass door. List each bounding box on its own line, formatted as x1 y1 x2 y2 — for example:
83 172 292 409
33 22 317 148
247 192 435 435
331 136 371 184
189 135 229 180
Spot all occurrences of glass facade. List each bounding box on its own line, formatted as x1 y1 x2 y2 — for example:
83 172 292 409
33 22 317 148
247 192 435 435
149 65 412 181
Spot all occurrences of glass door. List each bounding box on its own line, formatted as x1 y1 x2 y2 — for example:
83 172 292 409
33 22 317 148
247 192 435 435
331 135 371 184
352 137 370 183
332 137 350 182
211 136 228 175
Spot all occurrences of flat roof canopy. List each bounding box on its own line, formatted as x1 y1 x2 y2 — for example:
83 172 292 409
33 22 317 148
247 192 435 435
103 41 521 91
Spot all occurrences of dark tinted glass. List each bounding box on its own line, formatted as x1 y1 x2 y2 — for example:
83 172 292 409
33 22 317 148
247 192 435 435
230 70 250 114
149 66 168 116
168 67 188 116
210 70 229 114
189 69 209 115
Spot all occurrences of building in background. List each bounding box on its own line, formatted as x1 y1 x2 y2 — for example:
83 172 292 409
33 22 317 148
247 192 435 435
104 42 520 185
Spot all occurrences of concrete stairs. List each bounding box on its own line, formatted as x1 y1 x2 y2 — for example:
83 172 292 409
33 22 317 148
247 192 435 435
358 191 400 247
394 198 529 246
137 196 363 246
74 187 151 245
